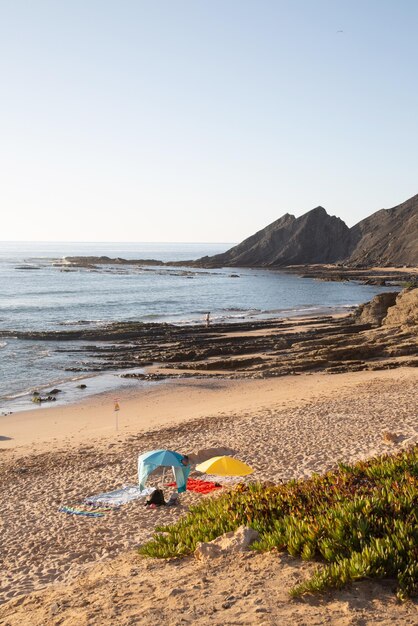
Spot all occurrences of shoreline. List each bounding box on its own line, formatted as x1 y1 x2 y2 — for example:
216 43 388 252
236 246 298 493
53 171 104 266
1 367 416 456
0 309 360 415
3 294 415 413
0 367 149 415
1 263 412 413
2 286 416 415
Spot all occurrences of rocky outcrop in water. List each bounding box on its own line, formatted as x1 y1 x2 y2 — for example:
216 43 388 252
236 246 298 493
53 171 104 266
58 256 164 268
4 289 416 381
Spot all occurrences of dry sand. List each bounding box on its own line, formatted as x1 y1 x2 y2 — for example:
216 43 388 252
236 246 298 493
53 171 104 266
1 367 417 624
2 550 418 626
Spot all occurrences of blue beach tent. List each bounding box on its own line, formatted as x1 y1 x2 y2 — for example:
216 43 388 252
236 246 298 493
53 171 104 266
138 449 190 493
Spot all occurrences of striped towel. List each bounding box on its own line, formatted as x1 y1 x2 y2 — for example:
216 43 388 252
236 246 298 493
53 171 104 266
59 505 108 518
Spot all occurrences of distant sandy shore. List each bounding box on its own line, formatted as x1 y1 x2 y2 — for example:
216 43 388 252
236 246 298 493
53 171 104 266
1 366 417 624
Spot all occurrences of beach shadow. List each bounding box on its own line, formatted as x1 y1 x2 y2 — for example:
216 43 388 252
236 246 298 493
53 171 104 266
297 576 418 615
395 434 412 443
188 446 237 464
0 435 12 441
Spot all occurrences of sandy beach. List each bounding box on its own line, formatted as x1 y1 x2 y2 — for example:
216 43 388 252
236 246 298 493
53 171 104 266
1 366 417 624
3 366 413 454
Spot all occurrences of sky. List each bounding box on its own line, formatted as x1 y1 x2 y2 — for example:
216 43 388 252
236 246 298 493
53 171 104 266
0 1 417 243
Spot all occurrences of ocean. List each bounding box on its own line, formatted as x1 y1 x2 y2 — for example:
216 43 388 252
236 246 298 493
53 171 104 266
0 241 397 412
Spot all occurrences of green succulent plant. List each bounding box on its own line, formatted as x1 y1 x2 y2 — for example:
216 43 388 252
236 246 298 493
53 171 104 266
140 445 418 599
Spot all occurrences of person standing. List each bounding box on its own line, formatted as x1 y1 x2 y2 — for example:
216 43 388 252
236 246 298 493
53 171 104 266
205 312 211 327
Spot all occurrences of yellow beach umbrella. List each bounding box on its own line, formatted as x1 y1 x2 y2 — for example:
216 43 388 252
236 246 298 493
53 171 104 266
196 456 253 477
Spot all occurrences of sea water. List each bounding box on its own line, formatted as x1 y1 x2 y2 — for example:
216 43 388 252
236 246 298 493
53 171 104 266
0 242 397 411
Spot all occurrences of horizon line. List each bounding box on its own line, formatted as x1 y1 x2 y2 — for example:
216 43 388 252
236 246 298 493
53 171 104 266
0 240 237 245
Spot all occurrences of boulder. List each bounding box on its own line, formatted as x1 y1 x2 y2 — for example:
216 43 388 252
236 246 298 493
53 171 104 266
383 288 418 330
354 292 398 326
194 526 260 561
31 395 56 403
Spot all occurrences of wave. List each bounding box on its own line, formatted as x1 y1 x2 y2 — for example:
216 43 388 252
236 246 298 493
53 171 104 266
140 314 166 321
223 307 255 312
141 305 346 326
0 371 98 402
31 349 52 359
59 319 108 326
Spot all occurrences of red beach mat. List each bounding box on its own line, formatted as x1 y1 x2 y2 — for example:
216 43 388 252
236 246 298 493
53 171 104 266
166 479 222 494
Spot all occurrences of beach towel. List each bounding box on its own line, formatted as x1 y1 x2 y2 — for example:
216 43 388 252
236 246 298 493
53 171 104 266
85 485 155 507
166 479 222 494
59 505 108 518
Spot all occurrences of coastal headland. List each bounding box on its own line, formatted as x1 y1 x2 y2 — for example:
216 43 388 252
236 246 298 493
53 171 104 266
58 192 418 275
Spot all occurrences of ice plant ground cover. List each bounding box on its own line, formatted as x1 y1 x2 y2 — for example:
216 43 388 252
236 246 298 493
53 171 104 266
140 445 418 599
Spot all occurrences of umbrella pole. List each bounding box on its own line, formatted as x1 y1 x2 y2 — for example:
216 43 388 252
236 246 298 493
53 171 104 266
113 399 120 432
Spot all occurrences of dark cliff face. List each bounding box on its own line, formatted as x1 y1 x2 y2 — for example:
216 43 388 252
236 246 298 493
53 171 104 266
347 194 418 267
198 194 418 268
200 206 352 267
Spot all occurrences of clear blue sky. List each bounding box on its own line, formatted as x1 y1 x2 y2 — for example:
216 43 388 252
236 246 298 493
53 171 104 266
1 0 417 242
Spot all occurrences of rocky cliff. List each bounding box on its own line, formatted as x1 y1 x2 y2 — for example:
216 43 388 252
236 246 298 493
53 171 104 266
198 193 418 268
347 193 418 267
199 207 351 267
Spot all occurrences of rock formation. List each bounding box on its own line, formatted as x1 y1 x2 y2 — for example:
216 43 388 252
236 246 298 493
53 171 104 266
52 194 416 271
4 289 416 381
198 207 351 267
383 288 418 330
58 256 164 268
354 292 398 327
197 193 418 268
348 193 418 267
194 526 260 561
